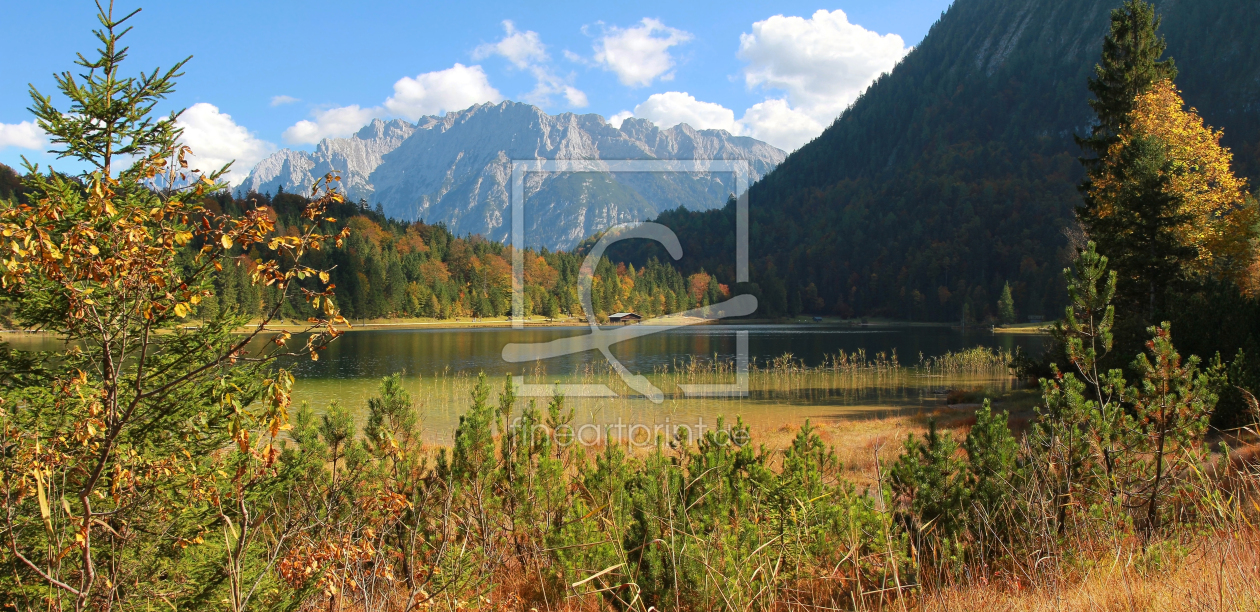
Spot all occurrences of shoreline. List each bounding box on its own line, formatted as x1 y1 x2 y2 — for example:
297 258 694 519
0 316 1053 334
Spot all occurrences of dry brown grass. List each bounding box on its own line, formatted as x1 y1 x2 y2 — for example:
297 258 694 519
920 530 1260 611
469 530 1260 611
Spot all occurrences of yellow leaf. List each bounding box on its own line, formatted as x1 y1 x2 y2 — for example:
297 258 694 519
310 351 319 362
221 235 233 249
174 303 189 318
34 470 54 541
319 271 330 283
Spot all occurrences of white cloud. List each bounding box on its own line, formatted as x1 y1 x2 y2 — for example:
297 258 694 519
281 64 502 145
0 121 46 150
475 21 588 108
632 92 739 133
384 63 503 120
736 99 823 151
607 110 633 129
592 18 692 87
734 9 908 151
282 104 379 145
612 93 820 150
177 103 276 186
740 10 907 118
560 86 589 107
474 21 547 69
270 95 300 107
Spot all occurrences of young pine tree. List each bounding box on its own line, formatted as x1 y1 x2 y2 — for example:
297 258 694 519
1056 242 1129 496
1129 323 1215 534
963 400 1022 557
889 420 968 549
0 4 345 608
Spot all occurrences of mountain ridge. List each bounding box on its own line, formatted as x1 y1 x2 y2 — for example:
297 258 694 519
238 102 785 249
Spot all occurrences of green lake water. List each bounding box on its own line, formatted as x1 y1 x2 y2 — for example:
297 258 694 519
2 324 1048 445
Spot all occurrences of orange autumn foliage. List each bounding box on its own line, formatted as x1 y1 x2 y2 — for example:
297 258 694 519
394 225 428 255
523 253 558 290
688 271 712 301
347 216 388 247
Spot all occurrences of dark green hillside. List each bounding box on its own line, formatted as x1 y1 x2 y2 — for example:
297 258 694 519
619 0 1260 322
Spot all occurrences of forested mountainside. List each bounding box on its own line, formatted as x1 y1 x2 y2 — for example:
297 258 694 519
175 189 731 322
613 0 1260 322
0 161 743 324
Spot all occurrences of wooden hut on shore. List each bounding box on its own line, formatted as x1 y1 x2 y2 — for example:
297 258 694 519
608 312 642 324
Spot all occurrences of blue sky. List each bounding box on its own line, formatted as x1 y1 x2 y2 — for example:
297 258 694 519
0 1 953 182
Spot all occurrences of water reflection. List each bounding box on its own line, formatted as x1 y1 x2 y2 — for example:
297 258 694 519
1 324 1047 445
275 324 1045 379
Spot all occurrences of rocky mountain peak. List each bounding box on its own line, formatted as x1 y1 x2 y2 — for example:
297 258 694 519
239 101 786 249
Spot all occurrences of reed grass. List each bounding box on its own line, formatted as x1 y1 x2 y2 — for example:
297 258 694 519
289 347 1021 446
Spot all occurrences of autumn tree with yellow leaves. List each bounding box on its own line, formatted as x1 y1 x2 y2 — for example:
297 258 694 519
1071 0 1259 439
0 4 348 609
1084 80 1258 310
1077 0 1258 322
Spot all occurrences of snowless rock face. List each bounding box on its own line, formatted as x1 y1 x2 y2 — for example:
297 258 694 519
240 101 785 249
238 118 415 204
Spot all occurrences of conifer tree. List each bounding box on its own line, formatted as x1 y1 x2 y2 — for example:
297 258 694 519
0 5 345 606
1076 2 1177 312
1086 136 1196 317
997 282 1016 324
1077 0 1177 168
1094 81 1257 290
963 400 1021 554
889 420 968 542
1073 2 1258 323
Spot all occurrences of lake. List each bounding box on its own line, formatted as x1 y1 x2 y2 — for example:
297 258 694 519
2 324 1049 445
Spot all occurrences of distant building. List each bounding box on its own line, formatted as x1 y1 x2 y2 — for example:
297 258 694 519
609 312 642 324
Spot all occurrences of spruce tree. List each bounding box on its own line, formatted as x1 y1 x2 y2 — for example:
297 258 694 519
1077 0 1177 167
1087 137 1195 318
997 282 1016 325
1076 0 1184 324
